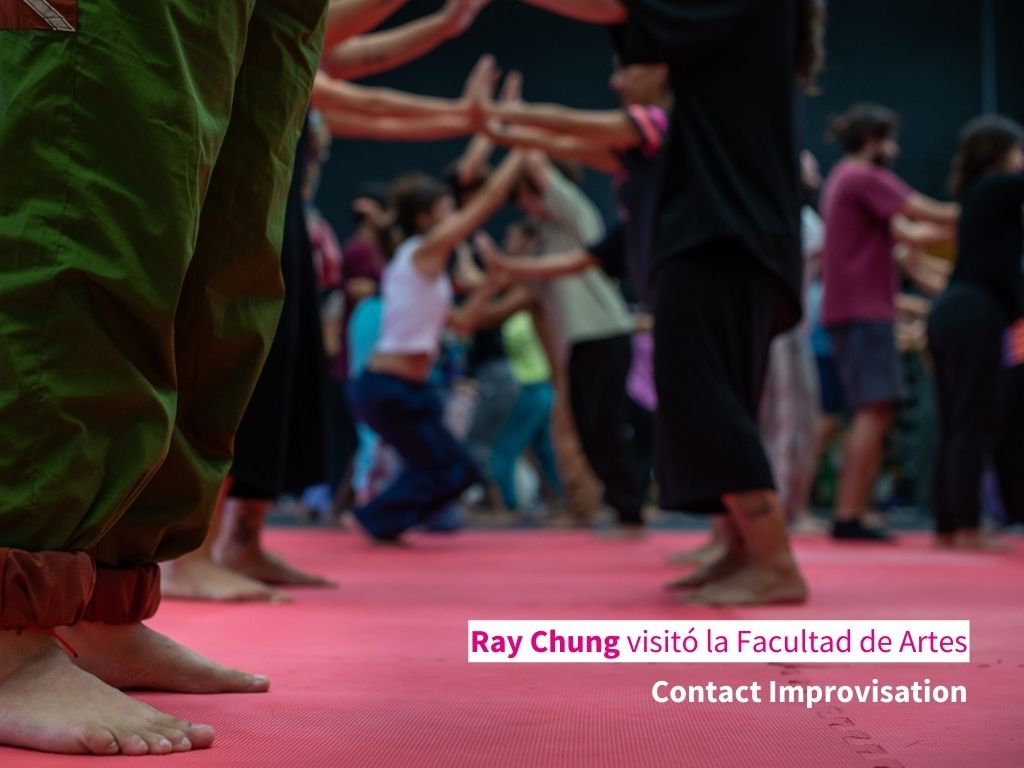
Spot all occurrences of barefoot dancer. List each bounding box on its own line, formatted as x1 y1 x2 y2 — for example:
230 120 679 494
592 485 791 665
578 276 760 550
520 0 829 604
928 116 1024 549
351 157 524 542
477 59 673 534
163 3 497 600
0 0 326 755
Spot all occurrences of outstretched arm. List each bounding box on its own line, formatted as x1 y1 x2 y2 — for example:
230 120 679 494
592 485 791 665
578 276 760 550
899 193 960 226
474 283 539 330
312 72 467 118
323 0 489 80
488 101 641 150
321 110 475 141
486 123 621 173
891 215 956 249
323 0 408 49
475 232 598 281
415 150 528 276
518 0 626 23
455 70 522 186
448 271 510 334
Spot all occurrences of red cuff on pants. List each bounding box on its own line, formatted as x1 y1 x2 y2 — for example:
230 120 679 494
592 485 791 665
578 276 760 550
0 549 160 629
81 564 161 625
0 548 95 630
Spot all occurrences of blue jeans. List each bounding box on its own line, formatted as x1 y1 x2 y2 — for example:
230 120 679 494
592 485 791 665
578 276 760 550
490 382 562 510
351 371 479 539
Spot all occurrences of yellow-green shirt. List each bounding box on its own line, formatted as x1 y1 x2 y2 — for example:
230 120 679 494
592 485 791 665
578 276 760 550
502 311 550 385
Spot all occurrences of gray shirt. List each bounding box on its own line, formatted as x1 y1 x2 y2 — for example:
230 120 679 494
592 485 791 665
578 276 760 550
534 170 634 354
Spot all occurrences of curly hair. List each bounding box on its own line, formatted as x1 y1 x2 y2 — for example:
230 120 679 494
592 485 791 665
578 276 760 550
826 103 900 154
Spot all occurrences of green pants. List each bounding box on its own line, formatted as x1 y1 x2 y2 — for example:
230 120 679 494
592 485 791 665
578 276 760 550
0 0 326 629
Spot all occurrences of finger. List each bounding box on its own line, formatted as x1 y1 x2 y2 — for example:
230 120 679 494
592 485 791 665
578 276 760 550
500 70 523 103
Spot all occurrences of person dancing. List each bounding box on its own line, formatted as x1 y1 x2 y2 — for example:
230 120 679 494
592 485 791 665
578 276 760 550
350 154 526 542
0 0 326 754
499 0 835 604
928 116 1024 549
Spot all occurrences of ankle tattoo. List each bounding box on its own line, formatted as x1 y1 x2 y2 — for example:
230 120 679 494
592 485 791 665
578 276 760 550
232 514 258 546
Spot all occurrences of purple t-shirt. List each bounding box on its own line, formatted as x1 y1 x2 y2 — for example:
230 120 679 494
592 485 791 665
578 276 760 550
821 161 911 325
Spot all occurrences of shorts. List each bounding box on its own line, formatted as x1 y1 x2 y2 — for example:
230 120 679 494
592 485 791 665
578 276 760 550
828 322 906 410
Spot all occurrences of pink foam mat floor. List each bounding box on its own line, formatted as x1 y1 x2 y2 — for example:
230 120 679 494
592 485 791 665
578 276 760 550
3 529 1022 767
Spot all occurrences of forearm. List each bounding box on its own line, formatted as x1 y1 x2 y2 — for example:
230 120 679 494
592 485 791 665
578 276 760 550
902 193 961 226
500 250 596 281
518 0 626 23
324 0 407 49
475 285 536 329
456 134 496 185
490 103 634 147
323 11 456 80
892 216 956 248
322 110 474 141
438 151 526 249
312 74 467 118
487 124 620 173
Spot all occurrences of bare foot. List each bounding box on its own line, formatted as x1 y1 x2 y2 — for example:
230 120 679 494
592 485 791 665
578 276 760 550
665 548 747 591
684 562 808 606
62 622 270 694
161 555 288 602
0 629 214 755
218 546 336 587
666 536 725 568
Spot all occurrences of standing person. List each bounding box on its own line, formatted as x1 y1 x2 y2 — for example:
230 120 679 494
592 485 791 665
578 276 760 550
511 153 647 535
0 0 326 755
489 223 565 512
161 115 336 599
350 156 524 543
821 103 959 540
759 151 827 535
501 0 827 604
928 116 1024 549
338 183 391 380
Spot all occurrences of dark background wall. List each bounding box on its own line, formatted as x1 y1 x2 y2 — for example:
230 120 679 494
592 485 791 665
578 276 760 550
315 0 1024 242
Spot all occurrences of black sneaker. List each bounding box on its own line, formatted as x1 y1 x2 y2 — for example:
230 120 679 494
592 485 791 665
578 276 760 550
832 518 894 541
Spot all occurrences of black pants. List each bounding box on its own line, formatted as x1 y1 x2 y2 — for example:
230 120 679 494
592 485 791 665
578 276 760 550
653 242 794 513
568 334 646 524
928 284 1007 533
996 363 1024 524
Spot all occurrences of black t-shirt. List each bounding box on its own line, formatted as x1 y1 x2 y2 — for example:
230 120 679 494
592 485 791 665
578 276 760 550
619 0 803 321
951 172 1024 322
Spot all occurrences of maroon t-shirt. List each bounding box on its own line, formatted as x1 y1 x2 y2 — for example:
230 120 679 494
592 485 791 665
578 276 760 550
821 160 911 326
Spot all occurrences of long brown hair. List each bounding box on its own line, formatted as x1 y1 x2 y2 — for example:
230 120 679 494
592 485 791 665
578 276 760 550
796 0 827 93
948 115 1024 199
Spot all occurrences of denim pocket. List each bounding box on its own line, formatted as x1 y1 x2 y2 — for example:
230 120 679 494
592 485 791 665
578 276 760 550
0 0 76 31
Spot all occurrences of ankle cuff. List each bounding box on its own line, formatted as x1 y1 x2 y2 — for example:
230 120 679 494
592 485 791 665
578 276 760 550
81 564 161 624
0 548 95 629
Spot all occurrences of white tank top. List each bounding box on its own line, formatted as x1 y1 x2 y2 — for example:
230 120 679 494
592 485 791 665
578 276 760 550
375 236 453 358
